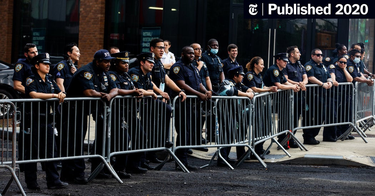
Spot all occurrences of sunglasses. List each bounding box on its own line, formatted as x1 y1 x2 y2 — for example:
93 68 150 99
314 54 323 57
339 61 347 64
355 55 361 58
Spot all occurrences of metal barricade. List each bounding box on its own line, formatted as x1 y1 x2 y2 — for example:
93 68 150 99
0 100 25 195
107 95 176 171
293 83 358 142
172 95 256 172
10 97 123 184
354 81 375 140
251 89 303 165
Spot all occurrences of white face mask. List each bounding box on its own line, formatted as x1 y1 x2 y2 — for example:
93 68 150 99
353 57 361 64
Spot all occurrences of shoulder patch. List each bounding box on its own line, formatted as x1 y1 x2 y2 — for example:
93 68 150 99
84 72 93 80
173 66 181 74
131 74 139 82
329 64 335 69
57 63 65 71
26 77 34 86
348 66 354 73
344 55 349 59
247 73 253 81
305 65 312 71
15 64 23 72
110 74 117 81
273 69 279 77
325 57 331 62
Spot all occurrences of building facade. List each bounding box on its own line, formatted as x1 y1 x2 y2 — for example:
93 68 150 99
0 0 374 71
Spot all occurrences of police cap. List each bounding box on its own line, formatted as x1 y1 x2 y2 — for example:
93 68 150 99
94 49 115 61
274 53 288 62
228 66 245 77
137 52 155 63
32 53 51 65
112 51 130 63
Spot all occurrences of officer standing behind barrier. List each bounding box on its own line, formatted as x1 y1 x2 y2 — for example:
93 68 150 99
263 53 300 149
347 49 374 86
169 46 212 170
304 48 333 144
108 51 143 179
327 57 353 141
218 66 254 165
24 53 68 190
191 43 212 92
52 42 80 92
244 56 277 158
222 44 241 78
283 46 308 148
61 49 118 184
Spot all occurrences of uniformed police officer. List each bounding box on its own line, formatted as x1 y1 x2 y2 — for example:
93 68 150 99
191 43 212 92
169 46 212 170
61 49 118 184
304 48 333 144
53 42 80 92
222 44 241 79
263 53 300 149
24 53 68 190
244 56 277 158
108 51 144 178
283 46 308 148
218 66 254 164
327 57 354 140
347 49 374 86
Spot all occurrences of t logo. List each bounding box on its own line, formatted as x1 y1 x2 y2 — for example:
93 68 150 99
248 4 258 16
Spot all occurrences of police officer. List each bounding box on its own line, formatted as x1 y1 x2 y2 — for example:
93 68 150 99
218 66 254 164
283 46 308 148
304 49 334 144
108 51 144 178
169 46 212 170
53 42 80 92
347 49 373 86
222 44 241 78
191 43 212 92
61 49 118 183
263 53 300 149
327 57 354 140
201 38 224 92
24 53 68 189
244 56 277 158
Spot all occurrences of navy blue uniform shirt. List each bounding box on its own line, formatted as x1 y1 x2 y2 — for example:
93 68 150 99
228 78 249 96
108 71 135 90
243 70 263 89
282 61 306 82
192 60 209 89
328 64 348 83
151 59 166 89
305 59 331 83
53 59 76 90
67 62 117 97
201 51 223 85
12 58 34 90
222 57 240 79
263 64 287 87
169 60 201 92
128 66 153 90
346 59 361 83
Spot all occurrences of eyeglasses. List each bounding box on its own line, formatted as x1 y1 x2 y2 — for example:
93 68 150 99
314 54 323 57
194 48 202 51
155 46 165 50
339 61 347 64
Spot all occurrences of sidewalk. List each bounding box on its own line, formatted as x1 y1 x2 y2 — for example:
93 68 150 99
191 127 375 167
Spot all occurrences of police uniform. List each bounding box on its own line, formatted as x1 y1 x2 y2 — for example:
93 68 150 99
222 57 240 79
304 59 332 143
263 64 287 87
61 49 117 182
201 50 223 91
13 58 34 96
24 53 67 189
243 70 263 89
151 58 167 91
169 59 203 166
346 59 361 83
192 59 210 89
52 59 77 90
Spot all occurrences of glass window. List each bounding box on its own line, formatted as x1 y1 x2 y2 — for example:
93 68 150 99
315 19 338 57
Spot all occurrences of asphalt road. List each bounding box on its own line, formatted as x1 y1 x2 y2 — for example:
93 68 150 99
1 157 375 196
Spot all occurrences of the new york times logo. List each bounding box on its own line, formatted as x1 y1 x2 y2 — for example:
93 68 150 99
244 1 371 18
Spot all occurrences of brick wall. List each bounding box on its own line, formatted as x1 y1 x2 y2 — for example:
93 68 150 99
0 0 14 63
78 0 106 67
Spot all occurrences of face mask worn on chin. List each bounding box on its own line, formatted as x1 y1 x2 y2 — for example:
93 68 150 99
353 57 360 64
210 48 218 55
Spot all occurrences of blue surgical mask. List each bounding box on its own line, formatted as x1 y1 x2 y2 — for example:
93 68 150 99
210 48 218 55
353 57 360 64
